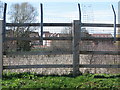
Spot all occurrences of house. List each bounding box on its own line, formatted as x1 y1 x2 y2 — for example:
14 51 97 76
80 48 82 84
29 31 40 45
42 31 71 47
5 28 117 52
91 34 113 38
80 33 116 51
40 31 72 51
42 31 60 47
42 32 116 51
90 33 117 51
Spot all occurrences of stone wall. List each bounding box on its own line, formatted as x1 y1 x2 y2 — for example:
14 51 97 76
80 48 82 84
3 54 120 75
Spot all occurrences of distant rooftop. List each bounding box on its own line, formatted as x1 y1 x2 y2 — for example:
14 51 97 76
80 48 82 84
91 34 113 37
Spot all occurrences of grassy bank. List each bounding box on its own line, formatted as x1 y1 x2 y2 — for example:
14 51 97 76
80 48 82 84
2 72 120 89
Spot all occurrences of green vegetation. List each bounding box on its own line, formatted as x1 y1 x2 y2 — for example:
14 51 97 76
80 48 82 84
2 72 120 89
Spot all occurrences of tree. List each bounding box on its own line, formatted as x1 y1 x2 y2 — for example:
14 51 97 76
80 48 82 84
9 2 38 51
9 2 37 23
61 27 72 35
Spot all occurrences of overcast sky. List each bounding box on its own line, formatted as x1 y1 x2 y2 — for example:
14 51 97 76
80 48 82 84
0 0 119 34
0 0 118 23
1 0 120 2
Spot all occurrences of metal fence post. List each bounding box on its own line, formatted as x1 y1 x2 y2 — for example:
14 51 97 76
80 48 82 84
72 20 81 76
0 20 3 80
40 3 43 45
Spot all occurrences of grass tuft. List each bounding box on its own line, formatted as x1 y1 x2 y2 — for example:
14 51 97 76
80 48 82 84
2 72 120 89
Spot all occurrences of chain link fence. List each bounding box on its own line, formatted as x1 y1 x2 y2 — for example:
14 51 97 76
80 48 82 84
2 2 120 75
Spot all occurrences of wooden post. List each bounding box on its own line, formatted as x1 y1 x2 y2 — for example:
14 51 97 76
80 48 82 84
0 20 3 80
72 20 81 76
3 3 7 42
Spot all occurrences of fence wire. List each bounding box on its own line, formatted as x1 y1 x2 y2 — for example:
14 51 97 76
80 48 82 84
79 27 120 74
3 2 120 74
3 26 73 75
3 25 120 74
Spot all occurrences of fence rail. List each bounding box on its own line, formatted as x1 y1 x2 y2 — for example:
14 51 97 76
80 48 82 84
3 64 120 69
5 37 120 41
82 23 120 27
5 37 72 41
6 23 120 27
1 20 120 78
6 51 120 55
6 23 72 27
0 2 119 79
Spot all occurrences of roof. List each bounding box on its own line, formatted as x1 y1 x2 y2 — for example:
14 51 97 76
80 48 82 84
91 34 113 37
43 32 59 37
43 31 70 37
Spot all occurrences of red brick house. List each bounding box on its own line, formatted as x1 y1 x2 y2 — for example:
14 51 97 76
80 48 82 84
91 34 112 38
90 33 117 51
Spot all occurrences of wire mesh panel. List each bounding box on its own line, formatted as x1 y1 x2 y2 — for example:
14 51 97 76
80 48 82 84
3 55 73 75
79 2 119 73
2 2 120 75
3 2 76 75
79 27 120 74
3 25 73 75
80 55 120 74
